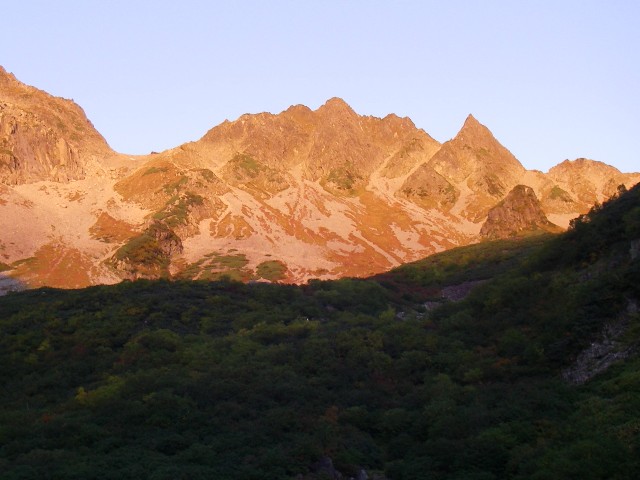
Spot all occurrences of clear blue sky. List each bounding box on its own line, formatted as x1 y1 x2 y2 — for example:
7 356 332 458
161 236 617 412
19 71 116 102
2 1 639 173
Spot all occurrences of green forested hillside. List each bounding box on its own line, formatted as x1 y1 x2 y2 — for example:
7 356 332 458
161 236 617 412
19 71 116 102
1 185 639 479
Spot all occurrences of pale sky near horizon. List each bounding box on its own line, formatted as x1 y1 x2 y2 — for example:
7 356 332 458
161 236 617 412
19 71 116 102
2 1 639 173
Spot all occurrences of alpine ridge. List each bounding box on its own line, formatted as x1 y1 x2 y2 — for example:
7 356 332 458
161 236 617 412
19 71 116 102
0 66 112 184
0 66 638 289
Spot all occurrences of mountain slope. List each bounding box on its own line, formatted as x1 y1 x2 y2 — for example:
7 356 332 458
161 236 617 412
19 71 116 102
412 114 527 221
0 66 639 288
109 97 462 281
0 183 638 479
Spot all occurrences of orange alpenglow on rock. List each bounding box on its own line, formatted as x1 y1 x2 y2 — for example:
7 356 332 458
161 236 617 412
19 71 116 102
0 66 639 289
480 185 562 240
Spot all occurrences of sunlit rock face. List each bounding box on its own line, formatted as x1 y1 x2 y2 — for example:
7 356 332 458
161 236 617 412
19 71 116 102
0 65 638 288
0 66 112 185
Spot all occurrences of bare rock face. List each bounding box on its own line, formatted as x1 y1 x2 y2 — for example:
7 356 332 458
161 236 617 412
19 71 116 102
0 105 84 183
0 66 112 184
398 162 459 210
202 96 441 196
547 158 640 212
1 65 639 289
423 115 526 220
480 185 561 239
562 300 638 385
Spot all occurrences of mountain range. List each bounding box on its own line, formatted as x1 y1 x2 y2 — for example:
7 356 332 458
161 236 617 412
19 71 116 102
1 65 638 290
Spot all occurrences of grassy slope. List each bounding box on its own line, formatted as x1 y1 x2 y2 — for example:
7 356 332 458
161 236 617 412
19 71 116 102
0 185 638 479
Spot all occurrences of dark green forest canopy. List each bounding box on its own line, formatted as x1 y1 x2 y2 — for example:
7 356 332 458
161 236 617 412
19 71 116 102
1 184 639 479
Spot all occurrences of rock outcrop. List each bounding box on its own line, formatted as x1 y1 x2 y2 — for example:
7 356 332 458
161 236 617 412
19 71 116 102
562 300 638 384
109 221 183 280
480 185 561 239
0 66 112 184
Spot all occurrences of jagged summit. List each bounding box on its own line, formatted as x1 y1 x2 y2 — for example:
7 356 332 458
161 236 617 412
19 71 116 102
546 157 639 209
550 158 625 175
0 66 25 87
461 113 482 128
283 103 313 115
1 67 639 289
198 95 439 190
412 113 527 221
456 114 502 144
315 97 357 117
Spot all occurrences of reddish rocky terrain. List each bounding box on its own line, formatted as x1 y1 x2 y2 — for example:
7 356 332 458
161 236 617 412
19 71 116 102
1 66 638 289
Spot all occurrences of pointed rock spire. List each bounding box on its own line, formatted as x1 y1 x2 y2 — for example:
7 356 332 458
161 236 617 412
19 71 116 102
456 114 495 141
462 113 481 128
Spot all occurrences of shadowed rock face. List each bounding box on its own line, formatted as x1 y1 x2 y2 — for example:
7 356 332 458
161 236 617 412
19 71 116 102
480 185 561 239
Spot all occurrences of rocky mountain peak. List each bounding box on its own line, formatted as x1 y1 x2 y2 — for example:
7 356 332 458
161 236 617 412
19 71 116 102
546 158 640 209
480 184 560 239
549 158 623 176
316 97 357 117
461 113 482 129
422 114 526 221
455 114 503 146
0 65 112 184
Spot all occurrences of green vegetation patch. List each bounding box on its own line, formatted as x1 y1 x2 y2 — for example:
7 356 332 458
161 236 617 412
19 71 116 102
113 222 181 277
327 167 360 190
223 153 289 193
256 260 288 281
196 168 217 182
199 269 247 282
230 152 262 177
10 257 37 268
142 166 169 176
114 232 166 267
403 182 458 208
153 192 204 228
162 175 189 194
223 153 265 183
212 253 249 269
549 184 574 202
178 252 251 281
